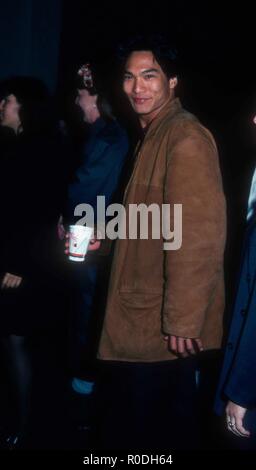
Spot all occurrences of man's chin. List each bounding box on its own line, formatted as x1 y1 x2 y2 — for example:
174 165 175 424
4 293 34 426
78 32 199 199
132 105 151 115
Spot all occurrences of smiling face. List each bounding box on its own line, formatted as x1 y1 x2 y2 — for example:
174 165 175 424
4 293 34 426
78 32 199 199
123 50 177 127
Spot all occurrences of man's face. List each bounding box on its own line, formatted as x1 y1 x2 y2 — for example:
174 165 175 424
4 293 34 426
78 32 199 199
123 51 177 125
75 89 98 124
0 94 21 131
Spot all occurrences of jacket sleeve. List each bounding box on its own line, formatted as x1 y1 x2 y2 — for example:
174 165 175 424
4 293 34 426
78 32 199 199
162 128 226 338
223 285 256 409
67 137 128 224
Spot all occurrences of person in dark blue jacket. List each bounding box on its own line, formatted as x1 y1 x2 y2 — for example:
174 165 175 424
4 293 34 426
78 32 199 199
62 61 129 420
215 130 256 447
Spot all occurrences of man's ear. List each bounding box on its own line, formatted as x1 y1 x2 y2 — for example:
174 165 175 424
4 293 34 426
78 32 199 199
169 76 178 90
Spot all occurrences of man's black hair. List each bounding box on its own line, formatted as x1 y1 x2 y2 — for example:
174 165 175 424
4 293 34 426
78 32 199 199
117 33 178 79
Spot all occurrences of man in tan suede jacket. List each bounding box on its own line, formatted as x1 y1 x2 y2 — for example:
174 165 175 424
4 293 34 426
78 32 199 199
95 35 226 450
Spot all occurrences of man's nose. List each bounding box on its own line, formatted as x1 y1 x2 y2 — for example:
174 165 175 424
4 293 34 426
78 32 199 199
133 78 144 93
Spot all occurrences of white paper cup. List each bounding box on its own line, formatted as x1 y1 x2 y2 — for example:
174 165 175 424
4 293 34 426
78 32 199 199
68 225 94 262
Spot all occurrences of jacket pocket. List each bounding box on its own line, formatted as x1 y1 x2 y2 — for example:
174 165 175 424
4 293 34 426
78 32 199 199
118 291 164 357
118 290 163 316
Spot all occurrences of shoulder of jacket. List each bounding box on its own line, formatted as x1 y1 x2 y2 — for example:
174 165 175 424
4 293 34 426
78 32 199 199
166 108 200 130
165 109 215 145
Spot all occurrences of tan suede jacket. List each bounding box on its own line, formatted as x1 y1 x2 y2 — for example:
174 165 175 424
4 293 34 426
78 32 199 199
98 98 226 362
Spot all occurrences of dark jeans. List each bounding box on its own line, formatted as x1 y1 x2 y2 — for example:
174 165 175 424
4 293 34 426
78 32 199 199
94 357 204 450
68 257 110 380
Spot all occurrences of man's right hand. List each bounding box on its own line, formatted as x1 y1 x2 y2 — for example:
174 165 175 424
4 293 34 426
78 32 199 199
164 335 203 357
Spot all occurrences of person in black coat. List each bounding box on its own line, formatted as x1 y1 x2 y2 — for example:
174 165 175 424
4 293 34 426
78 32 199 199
0 77 67 448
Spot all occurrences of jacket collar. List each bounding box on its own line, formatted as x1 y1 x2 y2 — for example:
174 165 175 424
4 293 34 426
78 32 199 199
144 97 182 139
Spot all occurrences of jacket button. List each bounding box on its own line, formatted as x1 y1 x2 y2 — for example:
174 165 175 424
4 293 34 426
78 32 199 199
240 309 246 316
227 342 233 350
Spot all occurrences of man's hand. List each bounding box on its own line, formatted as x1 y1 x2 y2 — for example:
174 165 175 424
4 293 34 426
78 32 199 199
1 272 23 289
225 401 250 437
164 335 203 357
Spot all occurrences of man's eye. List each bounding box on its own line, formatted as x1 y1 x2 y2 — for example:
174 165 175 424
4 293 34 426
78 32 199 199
144 74 154 80
124 75 132 80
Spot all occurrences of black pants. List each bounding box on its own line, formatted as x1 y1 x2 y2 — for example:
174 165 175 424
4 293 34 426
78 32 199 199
94 357 203 450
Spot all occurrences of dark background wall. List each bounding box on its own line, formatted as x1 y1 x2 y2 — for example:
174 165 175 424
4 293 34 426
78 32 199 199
0 0 62 92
